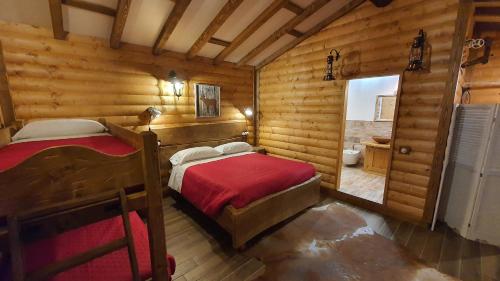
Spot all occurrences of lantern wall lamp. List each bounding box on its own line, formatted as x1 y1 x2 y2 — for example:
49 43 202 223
406 29 426 71
323 49 340 81
168 70 184 99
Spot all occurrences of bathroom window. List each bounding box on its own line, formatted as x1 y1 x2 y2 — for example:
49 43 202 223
374 95 397 121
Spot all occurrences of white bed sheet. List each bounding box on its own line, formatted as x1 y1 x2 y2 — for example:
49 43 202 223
168 151 255 193
10 133 112 144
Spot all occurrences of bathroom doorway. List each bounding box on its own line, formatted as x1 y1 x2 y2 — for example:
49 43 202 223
337 75 400 204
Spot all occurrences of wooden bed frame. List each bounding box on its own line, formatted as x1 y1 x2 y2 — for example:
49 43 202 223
155 121 321 248
0 120 169 280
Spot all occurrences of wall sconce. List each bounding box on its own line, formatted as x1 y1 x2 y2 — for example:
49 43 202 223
244 108 253 118
168 70 184 99
323 49 340 81
145 106 161 131
406 29 426 71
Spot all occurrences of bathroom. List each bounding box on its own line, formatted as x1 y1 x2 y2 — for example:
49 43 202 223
339 75 400 204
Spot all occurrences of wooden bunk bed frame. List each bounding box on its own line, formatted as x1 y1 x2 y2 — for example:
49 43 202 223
156 122 321 248
0 120 169 280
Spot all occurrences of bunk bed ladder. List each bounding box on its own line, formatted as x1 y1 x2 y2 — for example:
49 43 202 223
7 189 140 281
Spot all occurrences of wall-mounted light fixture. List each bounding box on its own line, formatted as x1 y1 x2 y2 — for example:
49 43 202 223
323 49 340 81
168 70 184 99
145 106 161 131
244 108 253 118
406 29 426 71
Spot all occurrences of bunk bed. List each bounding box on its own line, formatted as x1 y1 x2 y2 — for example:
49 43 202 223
156 122 321 248
0 119 172 280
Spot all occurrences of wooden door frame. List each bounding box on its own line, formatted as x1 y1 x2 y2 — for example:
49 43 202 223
335 72 404 207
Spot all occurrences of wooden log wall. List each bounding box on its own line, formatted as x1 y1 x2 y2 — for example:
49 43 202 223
464 31 499 104
0 21 255 142
258 0 461 222
0 41 14 127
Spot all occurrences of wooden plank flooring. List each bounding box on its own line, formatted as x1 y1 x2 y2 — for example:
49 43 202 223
163 197 265 281
163 195 499 281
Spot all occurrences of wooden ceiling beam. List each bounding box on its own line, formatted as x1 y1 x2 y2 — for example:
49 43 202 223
288 29 303 37
62 0 116 16
256 0 366 69
153 0 191 55
369 0 392 7
110 0 131 49
475 15 500 23
214 0 288 64
474 2 500 8
186 0 244 59
48 0 68 40
208 37 231 47
238 0 330 66
284 1 304 15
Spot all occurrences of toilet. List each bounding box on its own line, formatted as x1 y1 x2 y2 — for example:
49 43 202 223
343 149 361 166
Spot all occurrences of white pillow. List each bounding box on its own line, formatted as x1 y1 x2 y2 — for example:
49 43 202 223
12 119 107 141
170 146 221 166
215 142 252 155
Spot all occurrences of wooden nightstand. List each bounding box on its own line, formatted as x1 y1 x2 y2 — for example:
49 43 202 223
252 146 267 154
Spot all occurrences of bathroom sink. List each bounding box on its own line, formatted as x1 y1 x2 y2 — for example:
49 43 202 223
372 136 391 144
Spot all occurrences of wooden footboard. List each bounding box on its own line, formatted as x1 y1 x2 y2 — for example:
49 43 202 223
215 175 321 248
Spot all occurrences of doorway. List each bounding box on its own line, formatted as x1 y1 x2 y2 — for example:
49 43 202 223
337 75 400 204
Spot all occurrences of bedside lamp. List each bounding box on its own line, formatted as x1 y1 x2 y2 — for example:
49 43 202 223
145 107 161 131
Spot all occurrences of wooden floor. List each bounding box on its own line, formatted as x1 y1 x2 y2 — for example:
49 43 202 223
163 196 500 281
163 197 265 281
338 165 385 204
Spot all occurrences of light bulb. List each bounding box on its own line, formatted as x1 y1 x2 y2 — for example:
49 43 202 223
244 108 253 117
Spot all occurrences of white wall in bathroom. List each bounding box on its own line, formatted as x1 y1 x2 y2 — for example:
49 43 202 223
346 75 400 121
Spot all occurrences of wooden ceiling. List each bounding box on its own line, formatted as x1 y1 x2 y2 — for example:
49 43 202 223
1 0 383 67
472 0 500 35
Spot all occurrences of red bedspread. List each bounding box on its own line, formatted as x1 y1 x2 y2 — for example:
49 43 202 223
0 135 136 172
181 153 315 217
0 212 175 281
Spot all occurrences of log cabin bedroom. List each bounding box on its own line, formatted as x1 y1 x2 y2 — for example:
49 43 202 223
0 0 498 280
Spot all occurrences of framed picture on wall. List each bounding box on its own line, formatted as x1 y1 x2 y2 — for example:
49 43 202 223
195 84 221 118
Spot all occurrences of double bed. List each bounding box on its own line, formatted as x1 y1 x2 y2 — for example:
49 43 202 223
155 122 322 248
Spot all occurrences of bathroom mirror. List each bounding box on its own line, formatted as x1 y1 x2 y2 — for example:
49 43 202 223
374 95 396 121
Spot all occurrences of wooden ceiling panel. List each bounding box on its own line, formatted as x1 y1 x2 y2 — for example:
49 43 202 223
62 0 117 16
223 9 296 63
212 0 272 42
62 4 113 39
291 0 315 8
151 0 188 55
2 0 373 64
186 0 244 58
197 43 226 58
123 1 172 48
162 0 228 53
294 0 349 32
248 34 296 65
237 0 331 65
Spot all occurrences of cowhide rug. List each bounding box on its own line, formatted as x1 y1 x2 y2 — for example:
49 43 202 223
246 203 458 281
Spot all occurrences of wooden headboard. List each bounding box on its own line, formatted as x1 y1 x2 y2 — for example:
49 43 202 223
154 122 248 178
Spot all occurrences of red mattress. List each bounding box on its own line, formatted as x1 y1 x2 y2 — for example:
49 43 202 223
0 135 137 172
0 212 175 281
181 153 316 217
